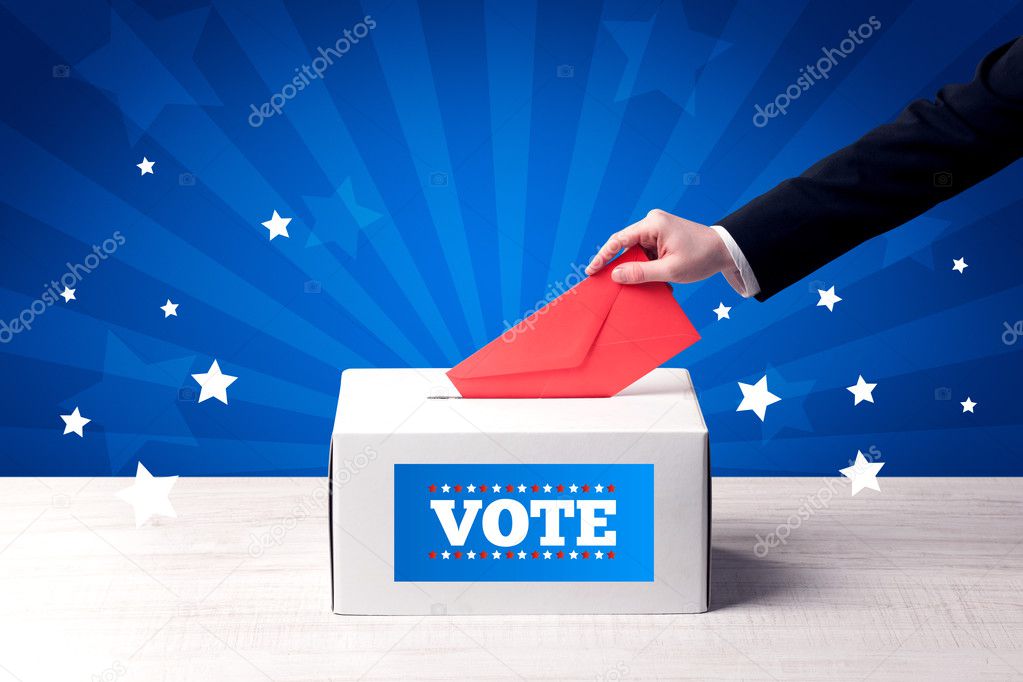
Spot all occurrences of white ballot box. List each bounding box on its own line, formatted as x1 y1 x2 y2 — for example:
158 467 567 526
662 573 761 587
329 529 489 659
329 368 710 615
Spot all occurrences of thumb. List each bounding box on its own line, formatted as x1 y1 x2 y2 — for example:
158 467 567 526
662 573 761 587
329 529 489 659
611 259 674 284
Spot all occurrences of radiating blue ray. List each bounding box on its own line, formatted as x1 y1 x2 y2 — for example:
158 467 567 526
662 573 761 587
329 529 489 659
542 14 635 286
736 0 1022 207
483 0 538 325
211 0 464 362
629 1 805 221
518 0 604 310
4 8 429 368
359 0 489 347
0 122 378 371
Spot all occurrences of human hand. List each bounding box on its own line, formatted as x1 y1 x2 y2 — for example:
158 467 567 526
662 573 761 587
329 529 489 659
585 209 738 285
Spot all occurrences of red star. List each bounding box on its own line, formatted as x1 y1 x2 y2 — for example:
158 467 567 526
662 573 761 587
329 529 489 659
582 551 590 559
608 551 615 559
582 484 590 492
531 550 539 559
531 484 539 492
557 551 564 559
429 551 437 559
506 551 513 559
479 484 488 492
480 551 488 559
506 484 513 492
607 484 615 493
429 484 437 493
557 484 564 493
454 551 462 559
454 484 462 493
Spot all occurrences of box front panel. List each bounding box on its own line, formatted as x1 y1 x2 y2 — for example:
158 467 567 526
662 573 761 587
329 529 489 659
393 463 654 582
332 431 707 614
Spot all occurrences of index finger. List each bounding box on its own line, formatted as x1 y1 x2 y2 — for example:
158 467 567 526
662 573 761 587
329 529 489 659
585 223 644 275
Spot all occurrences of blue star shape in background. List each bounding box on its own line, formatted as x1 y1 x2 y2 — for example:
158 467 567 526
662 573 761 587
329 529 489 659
304 177 384 255
75 3 220 140
68 331 197 474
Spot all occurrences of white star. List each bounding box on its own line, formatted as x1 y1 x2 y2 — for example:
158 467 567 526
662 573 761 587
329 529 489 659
543 551 552 559
466 484 476 493
961 397 977 413
736 375 781 421
595 550 604 559
952 257 968 274
594 484 604 493
441 550 450 559
116 462 177 527
467 550 476 560
493 483 502 493
492 550 501 559
517 551 526 559
136 157 155 175
261 210 292 240
441 484 451 493
568 484 578 493
60 286 76 303
191 359 238 404
160 299 179 318
713 302 731 320
517 484 526 493
60 406 91 437
543 484 552 493
839 450 885 496
816 286 842 312
847 375 877 405
569 551 578 559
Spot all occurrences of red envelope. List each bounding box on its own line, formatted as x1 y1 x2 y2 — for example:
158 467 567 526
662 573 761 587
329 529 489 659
447 246 700 398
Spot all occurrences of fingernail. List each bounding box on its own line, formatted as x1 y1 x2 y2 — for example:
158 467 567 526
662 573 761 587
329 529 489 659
612 267 627 283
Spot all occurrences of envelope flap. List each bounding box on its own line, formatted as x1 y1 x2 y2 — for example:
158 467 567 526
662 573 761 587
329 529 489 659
449 247 649 379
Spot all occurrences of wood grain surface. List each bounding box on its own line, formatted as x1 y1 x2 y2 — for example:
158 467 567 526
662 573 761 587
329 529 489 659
0 477 1020 681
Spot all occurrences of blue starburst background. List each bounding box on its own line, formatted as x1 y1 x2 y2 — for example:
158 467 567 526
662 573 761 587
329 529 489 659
1 0 1020 476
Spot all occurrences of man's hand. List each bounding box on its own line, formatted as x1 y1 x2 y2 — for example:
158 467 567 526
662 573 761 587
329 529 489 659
585 209 738 286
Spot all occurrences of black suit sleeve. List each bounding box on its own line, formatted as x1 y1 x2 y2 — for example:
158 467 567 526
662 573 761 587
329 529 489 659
719 37 1023 300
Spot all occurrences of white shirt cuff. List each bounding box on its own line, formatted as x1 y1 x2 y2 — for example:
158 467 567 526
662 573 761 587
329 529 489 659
710 225 761 298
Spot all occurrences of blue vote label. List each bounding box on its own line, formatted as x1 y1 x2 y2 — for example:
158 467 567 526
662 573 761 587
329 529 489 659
393 463 654 582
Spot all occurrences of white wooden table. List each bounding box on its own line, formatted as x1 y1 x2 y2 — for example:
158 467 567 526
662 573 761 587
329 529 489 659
1 477 1020 681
